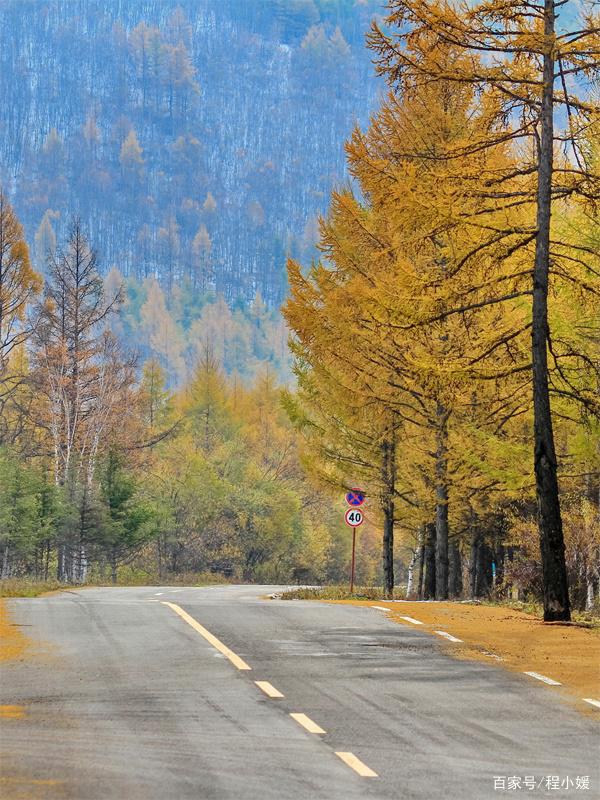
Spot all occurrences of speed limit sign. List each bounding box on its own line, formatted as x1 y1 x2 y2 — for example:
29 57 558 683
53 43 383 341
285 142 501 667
345 508 364 527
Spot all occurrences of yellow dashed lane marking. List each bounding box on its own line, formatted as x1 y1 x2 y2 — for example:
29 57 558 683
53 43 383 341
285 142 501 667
162 602 251 670
255 680 284 698
290 712 325 734
0 705 25 719
336 751 378 777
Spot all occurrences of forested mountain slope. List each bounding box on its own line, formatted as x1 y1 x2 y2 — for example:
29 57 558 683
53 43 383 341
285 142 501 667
0 0 379 310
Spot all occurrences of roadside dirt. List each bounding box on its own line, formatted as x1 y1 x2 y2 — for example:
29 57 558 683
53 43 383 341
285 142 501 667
333 600 600 712
0 599 27 662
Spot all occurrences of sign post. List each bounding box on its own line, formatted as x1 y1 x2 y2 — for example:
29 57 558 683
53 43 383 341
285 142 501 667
351 528 356 594
344 493 364 593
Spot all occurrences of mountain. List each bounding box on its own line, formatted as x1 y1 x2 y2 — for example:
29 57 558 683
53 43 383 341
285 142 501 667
0 0 380 309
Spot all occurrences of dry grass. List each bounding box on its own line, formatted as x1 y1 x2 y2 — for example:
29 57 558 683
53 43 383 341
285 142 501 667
0 579 69 598
280 585 407 601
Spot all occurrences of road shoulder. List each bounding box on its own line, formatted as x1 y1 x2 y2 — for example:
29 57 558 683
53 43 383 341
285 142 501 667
327 599 600 714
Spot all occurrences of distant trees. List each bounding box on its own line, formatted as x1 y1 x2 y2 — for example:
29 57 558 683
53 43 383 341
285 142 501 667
143 349 346 582
191 224 213 292
122 276 291 386
99 448 155 584
138 278 186 385
34 210 58 268
120 130 144 178
0 216 164 583
0 208 359 585
129 17 199 119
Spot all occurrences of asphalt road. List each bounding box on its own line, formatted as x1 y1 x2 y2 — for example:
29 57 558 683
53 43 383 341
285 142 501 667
1 585 598 800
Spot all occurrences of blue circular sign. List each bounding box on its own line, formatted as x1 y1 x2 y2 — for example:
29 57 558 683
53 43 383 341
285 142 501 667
345 489 365 507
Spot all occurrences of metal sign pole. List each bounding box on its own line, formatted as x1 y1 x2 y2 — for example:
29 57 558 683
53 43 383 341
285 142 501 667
344 489 365 595
350 528 356 594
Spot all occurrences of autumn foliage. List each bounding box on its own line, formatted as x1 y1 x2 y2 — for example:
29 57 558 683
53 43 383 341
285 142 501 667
284 0 599 615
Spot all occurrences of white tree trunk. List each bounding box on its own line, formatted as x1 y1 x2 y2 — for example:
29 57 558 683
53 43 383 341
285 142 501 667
406 548 418 598
586 579 594 611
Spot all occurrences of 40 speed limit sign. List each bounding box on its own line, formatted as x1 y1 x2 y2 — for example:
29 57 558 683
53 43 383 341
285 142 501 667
345 508 364 527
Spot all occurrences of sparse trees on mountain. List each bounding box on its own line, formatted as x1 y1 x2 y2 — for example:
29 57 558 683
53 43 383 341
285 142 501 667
34 210 58 268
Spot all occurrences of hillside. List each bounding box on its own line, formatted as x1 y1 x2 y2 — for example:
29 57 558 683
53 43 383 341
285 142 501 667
0 0 379 312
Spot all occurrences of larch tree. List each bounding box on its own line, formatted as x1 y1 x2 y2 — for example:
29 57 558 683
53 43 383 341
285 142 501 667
0 191 42 423
139 358 171 434
32 221 134 581
318 63 531 599
191 223 213 292
34 209 58 269
139 278 186 385
285 222 415 598
203 192 217 215
367 0 600 621
120 129 144 178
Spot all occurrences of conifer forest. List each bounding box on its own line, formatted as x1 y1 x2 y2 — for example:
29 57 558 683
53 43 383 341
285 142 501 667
0 0 599 624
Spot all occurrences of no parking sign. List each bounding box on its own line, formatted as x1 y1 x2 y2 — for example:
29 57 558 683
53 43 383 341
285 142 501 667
345 488 365 507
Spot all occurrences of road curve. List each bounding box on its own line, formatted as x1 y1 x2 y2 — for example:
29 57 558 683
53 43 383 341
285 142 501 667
0 585 597 799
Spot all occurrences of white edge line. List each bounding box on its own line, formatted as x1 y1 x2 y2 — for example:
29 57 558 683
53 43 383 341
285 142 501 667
583 698 600 709
399 615 423 625
372 606 389 612
524 671 562 686
434 630 463 643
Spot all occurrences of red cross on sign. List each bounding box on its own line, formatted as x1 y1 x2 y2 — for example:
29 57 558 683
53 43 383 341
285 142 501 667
345 489 365 507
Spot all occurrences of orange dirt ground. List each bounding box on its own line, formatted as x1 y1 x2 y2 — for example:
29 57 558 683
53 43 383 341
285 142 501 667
0 599 27 663
333 600 600 713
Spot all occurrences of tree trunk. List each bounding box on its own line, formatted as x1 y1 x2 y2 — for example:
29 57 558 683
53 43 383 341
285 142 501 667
406 548 418 599
157 536 163 580
448 541 462 598
1 544 9 578
586 579 594 611
423 522 436 600
44 540 50 581
416 526 426 600
532 0 570 622
57 543 71 582
111 546 118 585
381 433 395 599
477 542 491 597
382 501 394 598
435 405 449 599
470 530 479 599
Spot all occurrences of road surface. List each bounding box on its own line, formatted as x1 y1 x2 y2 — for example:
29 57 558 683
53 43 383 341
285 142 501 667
1 585 598 799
